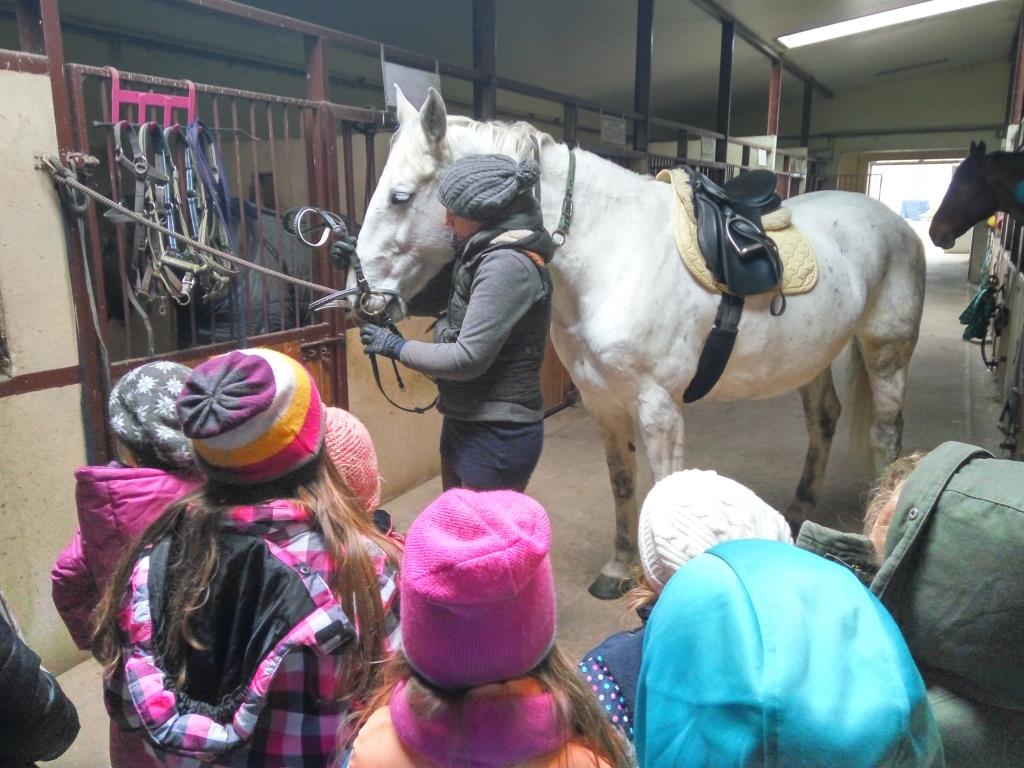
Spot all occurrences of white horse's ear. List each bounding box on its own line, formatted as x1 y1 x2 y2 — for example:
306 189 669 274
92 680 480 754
420 88 447 147
395 85 417 126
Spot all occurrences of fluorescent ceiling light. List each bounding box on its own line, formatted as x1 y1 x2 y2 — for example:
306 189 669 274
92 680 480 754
777 0 1001 49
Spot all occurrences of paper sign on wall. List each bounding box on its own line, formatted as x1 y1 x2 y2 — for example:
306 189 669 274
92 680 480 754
382 59 442 110
757 148 768 167
700 136 716 161
600 114 627 146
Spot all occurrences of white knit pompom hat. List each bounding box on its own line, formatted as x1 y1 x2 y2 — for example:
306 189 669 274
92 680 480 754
638 469 793 591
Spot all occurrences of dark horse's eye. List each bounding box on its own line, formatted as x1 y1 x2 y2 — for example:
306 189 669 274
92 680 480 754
389 189 412 205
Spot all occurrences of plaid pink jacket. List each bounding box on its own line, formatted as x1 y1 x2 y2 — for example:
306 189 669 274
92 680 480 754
104 501 400 768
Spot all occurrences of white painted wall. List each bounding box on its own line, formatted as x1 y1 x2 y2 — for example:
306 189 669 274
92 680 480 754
732 59 1009 175
0 70 90 674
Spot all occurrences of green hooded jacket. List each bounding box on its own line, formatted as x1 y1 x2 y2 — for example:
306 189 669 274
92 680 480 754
868 441 1024 767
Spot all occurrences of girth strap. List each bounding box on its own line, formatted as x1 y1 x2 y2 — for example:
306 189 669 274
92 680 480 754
683 293 744 404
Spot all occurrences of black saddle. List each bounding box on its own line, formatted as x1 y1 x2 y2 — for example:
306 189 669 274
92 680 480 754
686 167 783 297
682 167 786 404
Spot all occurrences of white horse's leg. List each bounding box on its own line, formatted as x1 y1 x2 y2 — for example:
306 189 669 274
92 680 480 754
856 336 914 470
854 235 924 471
583 394 641 600
635 385 686 481
787 366 842 526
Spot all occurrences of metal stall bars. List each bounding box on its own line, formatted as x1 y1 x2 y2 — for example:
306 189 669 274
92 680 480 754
64 64 383 422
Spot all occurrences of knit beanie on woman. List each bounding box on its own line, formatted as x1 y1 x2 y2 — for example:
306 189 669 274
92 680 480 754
438 154 540 223
324 406 381 513
639 469 793 591
108 360 194 472
176 348 325 485
400 488 556 689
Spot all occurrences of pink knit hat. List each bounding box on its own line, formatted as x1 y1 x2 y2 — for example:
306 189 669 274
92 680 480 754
401 489 556 689
324 407 381 513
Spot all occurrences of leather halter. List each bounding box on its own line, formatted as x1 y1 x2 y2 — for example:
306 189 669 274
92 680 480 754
529 134 575 248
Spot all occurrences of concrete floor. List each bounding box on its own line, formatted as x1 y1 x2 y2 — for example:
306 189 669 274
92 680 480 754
48 244 1004 767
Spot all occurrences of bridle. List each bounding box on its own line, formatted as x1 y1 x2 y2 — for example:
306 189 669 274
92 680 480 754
285 206 437 414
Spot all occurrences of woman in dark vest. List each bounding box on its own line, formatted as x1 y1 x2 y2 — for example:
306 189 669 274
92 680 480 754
360 155 553 491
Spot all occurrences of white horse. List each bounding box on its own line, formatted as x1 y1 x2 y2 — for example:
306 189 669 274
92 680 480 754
354 88 925 598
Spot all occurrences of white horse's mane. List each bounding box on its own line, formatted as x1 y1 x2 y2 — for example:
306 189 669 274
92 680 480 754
445 117 552 160
390 115 554 179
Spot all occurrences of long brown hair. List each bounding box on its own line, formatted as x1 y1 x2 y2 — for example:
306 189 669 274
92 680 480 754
92 452 401 707
358 645 632 767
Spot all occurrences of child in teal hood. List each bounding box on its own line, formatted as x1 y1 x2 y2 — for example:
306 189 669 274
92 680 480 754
635 539 944 768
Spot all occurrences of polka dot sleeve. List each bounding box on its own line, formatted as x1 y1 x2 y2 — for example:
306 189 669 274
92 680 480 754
578 655 634 741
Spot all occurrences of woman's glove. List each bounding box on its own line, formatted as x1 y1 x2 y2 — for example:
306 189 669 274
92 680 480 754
330 235 357 269
360 324 405 360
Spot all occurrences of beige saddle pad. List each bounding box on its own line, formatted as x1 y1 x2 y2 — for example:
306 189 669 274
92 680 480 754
656 168 818 296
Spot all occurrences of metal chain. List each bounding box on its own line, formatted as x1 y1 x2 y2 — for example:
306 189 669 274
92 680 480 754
40 156 340 296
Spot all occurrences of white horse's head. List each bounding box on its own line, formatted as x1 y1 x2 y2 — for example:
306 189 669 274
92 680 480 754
356 86 542 319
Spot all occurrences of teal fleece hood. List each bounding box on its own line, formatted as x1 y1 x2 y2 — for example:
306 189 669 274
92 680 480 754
635 540 944 768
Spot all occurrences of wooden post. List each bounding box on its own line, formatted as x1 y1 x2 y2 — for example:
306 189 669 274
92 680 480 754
1012 11 1024 125
676 128 689 161
563 102 578 148
472 0 497 120
800 80 813 147
767 60 782 136
14 0 45 54
29 0 112 463
633 0 654 154
304 34 347 407
715 20 734 164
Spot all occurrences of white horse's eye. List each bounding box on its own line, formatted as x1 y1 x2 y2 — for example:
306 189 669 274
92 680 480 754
389 189 412 205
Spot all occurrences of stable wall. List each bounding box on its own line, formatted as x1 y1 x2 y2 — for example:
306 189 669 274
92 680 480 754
732 59 1009 175
0 69 90 674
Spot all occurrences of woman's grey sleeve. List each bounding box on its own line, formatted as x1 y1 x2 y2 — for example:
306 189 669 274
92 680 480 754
399 252 544 381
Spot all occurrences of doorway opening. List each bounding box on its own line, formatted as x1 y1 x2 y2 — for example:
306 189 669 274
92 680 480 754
868 158 963 254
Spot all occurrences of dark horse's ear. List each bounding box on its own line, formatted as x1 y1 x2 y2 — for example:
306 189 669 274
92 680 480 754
970 140 986 157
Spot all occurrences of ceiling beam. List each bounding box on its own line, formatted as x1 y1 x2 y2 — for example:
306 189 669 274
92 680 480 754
688 0 834 99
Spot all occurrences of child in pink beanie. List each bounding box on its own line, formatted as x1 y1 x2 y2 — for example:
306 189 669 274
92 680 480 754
349 489 630 768
324 406 405 547
324 406 381 514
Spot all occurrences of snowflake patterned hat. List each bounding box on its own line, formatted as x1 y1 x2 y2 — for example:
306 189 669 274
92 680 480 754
176 348 325 485
638 469 793 591
108 361 195 472
400 489 557 689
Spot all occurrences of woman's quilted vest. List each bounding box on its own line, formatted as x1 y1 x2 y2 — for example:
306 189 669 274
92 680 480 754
439 232 552 417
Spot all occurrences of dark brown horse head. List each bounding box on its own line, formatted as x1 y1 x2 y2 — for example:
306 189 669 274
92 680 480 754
929 141 997 249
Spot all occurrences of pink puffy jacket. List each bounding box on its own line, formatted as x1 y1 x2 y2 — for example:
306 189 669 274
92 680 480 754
51 464 199 650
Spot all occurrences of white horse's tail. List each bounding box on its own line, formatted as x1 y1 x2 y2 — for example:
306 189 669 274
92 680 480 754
846 340 874 465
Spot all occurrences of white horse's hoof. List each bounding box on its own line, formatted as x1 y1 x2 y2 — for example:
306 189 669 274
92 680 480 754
588 572 634 600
